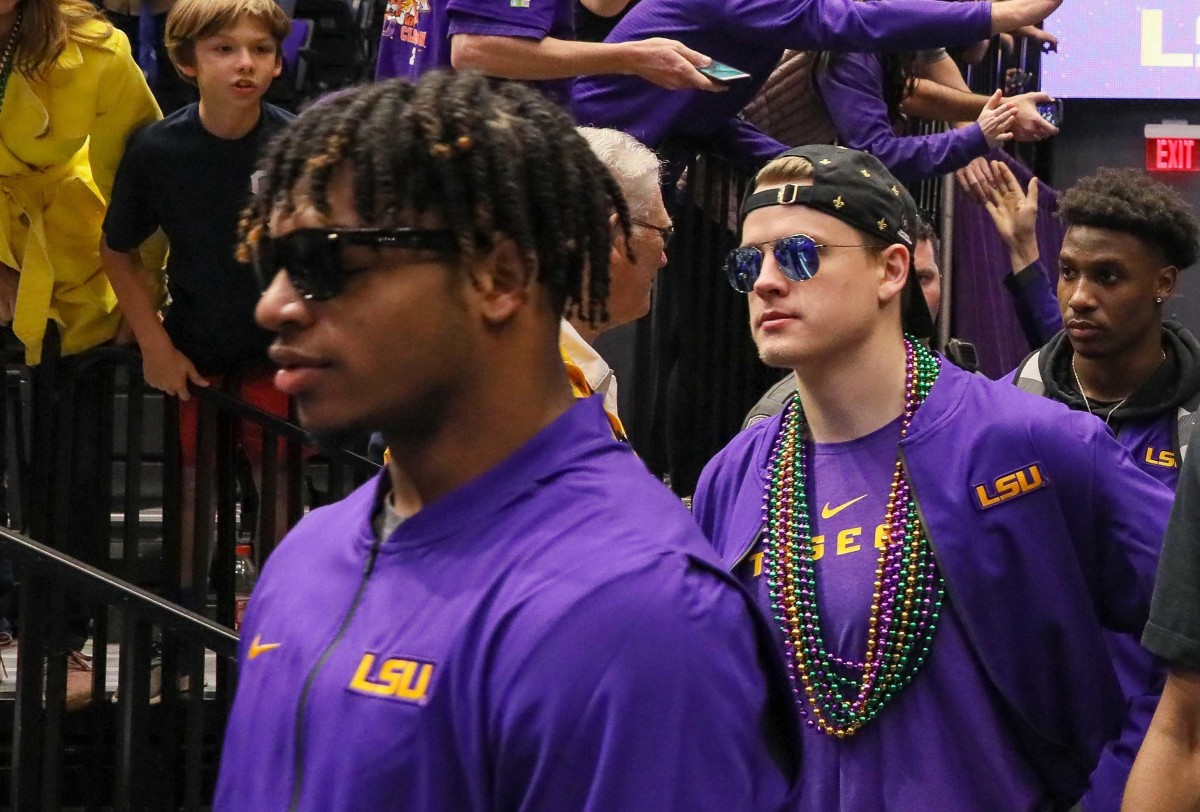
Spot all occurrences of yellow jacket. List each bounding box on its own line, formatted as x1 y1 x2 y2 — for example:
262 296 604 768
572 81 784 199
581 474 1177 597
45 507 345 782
0 21 161 364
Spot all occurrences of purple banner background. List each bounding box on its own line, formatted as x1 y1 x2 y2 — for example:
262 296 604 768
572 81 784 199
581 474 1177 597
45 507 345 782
1041 1 1200 100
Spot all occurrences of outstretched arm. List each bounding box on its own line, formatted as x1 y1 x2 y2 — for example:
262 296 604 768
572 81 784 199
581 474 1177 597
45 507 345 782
743 0 1062 56
450 34 723 90
818 53 1012 181
982 161 1061 346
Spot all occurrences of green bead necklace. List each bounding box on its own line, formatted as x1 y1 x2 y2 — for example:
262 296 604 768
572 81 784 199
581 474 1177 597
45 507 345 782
762 337 945 737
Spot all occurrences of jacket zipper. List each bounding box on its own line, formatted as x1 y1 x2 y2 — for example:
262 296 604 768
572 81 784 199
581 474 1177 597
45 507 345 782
731 526 764 571
288 537 383 811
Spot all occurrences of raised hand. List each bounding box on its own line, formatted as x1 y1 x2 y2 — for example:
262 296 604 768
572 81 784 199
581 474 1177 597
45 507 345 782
978 90 1018 149
982 160 1041 267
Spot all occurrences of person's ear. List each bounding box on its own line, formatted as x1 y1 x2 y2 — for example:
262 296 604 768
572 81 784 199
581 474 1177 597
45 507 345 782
608 211 627 267
272 53 283 79
877 243 910 307
1156 265 1179 303
471 238 535 326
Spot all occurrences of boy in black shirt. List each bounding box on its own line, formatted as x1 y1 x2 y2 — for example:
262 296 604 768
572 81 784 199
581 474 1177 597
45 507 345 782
101 0 294 592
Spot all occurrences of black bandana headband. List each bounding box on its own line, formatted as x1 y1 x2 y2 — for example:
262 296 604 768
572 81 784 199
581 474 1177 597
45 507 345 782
740 145 934 339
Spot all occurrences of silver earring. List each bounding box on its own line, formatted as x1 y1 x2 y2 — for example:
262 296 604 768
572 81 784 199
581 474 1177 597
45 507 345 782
1156 297 1164 304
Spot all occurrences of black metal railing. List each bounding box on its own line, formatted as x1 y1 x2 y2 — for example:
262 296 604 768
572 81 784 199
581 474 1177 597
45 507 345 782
1 526 238 811
0 337 380 809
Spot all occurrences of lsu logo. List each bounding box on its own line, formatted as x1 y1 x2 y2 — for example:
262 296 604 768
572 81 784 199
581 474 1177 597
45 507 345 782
348 653 435 704
974 464 1047 510
1144 448 1178 469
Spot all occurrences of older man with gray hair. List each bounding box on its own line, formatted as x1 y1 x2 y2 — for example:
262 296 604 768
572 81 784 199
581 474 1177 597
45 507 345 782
560 127 670 438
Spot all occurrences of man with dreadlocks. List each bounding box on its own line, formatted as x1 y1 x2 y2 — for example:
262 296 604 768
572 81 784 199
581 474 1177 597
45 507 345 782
692 144 1173 812
213 73 801 811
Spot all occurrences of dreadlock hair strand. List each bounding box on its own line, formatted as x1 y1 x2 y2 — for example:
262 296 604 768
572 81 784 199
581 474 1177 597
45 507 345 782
240 72 629 325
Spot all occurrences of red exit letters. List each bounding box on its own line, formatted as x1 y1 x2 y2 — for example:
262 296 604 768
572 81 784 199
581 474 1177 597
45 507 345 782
1147 138 1198 172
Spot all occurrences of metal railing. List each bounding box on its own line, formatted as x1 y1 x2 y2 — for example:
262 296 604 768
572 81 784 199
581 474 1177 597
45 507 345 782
1 527 237 811
0 337 380 809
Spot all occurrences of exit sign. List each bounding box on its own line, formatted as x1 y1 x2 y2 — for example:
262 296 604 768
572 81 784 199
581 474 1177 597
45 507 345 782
1146 123 1200 172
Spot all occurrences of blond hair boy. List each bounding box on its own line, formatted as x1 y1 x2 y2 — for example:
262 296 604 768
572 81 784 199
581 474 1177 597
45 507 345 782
101 0 295 594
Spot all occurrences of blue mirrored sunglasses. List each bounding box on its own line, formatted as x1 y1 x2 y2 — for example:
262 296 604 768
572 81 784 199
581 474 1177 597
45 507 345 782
725 234 871 293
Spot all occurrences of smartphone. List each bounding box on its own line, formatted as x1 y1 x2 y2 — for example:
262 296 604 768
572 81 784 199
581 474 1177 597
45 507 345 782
698 60 752 83
1036 98 1064 128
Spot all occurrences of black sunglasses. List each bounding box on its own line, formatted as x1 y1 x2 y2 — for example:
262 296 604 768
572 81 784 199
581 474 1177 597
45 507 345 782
252 228 459 300
630 219 675 250
725 234 872 293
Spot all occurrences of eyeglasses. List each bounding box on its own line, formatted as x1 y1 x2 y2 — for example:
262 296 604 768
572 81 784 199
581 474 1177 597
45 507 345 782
630 219 675 250
251 227 458 300
725 234 873 293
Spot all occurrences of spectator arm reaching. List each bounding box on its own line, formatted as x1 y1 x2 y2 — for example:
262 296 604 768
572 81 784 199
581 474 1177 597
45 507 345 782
990 0 1063 36
100 239 207 401
905 68 1059 142
817 52 1012 182
451 35 723 90
982 160 1041 273
982 159 1061 346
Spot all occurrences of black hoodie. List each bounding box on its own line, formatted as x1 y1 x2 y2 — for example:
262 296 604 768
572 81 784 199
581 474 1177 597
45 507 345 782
1013 321 1200 487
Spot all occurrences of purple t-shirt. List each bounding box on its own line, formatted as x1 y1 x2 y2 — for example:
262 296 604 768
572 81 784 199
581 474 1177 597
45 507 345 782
735 417 1051 812
816 51 990 183
215 397 799 811
571 0 992 169
374 0 575 105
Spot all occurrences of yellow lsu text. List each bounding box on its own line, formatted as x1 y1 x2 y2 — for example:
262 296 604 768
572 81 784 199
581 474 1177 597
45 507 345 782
348 654 434 703
974 464 1046 510
1144 448 1178 468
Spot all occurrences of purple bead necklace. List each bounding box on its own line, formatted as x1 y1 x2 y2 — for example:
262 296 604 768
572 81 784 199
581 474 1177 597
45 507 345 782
762 337 945 737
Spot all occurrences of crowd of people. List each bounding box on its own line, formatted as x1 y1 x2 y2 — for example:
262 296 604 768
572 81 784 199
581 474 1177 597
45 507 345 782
1 0 1199 807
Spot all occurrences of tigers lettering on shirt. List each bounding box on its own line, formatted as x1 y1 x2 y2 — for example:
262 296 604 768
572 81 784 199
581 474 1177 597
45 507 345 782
740 416 901 663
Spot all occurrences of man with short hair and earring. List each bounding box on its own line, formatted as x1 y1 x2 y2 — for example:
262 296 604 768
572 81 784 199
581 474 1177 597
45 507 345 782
692 144 1173 812
991 163 1200 489
214 73 801 811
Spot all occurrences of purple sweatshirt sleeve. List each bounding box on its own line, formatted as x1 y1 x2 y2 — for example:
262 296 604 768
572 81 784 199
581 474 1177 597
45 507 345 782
1004 261 1062 348
446 0 563 39
711 117 789 172
727 0 993 54
817 51 990 182
487 557 800 811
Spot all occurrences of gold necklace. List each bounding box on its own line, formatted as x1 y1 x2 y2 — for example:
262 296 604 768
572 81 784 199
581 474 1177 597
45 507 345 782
1070 350 1166 426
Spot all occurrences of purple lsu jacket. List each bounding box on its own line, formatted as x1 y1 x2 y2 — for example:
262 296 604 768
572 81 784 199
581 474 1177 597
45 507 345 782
693 361 1172 812
215 396 801 812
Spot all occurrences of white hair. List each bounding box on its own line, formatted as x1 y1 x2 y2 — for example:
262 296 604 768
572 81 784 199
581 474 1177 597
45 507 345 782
576 127 663 220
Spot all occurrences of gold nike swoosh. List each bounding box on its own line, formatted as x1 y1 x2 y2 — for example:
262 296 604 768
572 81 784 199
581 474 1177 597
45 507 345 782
821 494 869 520
248 634 282 660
